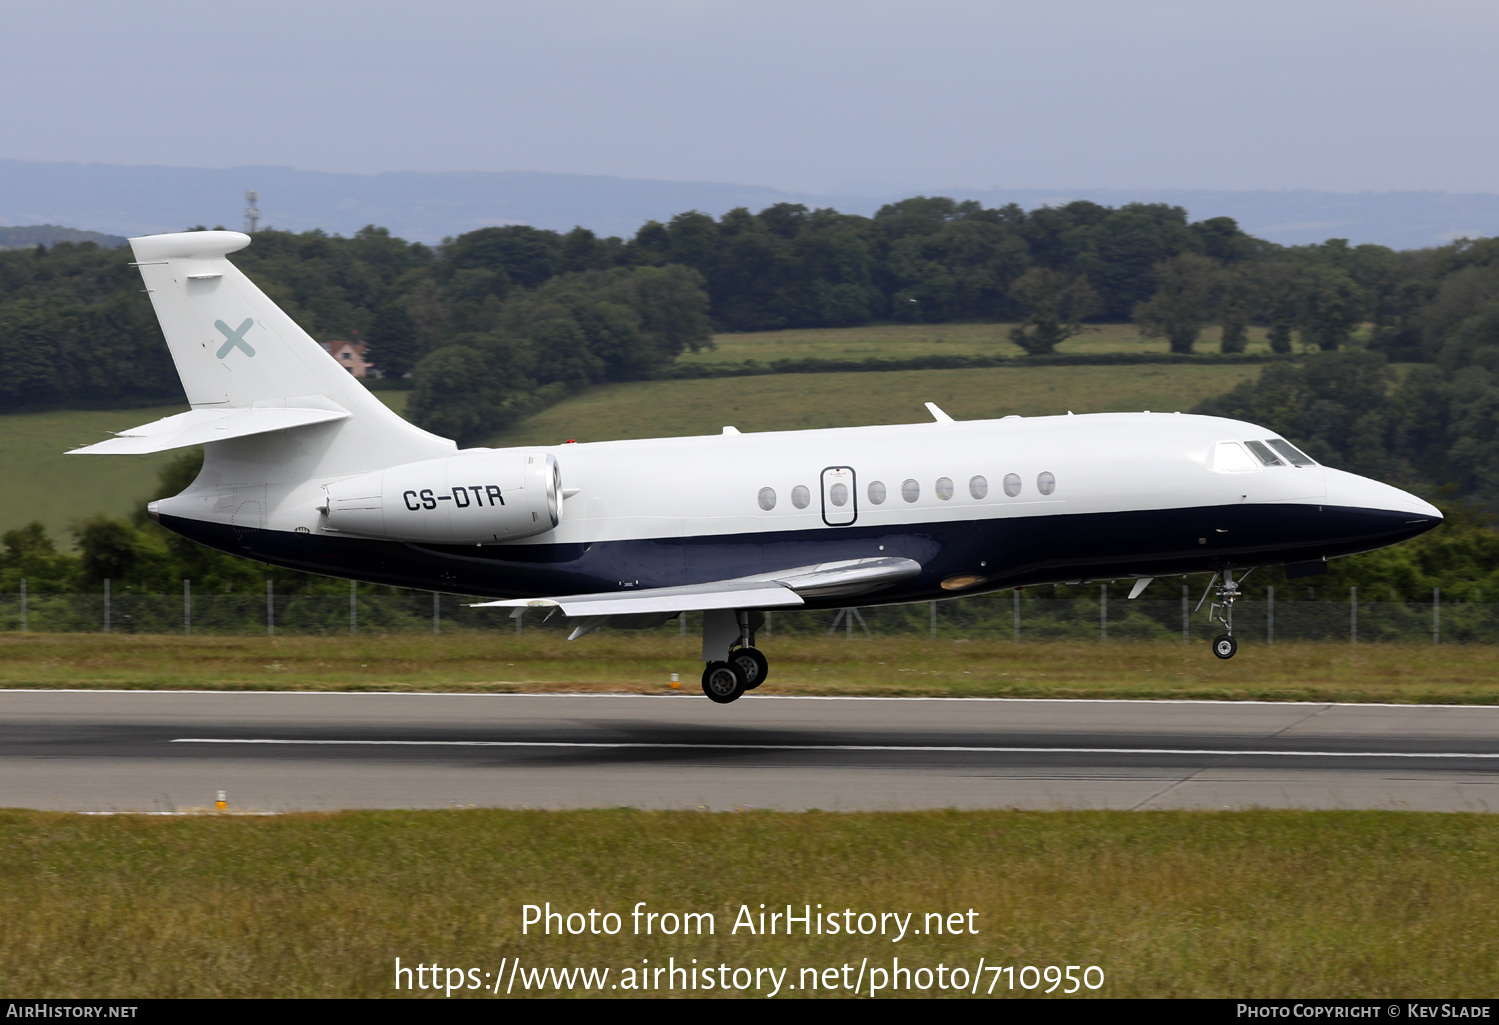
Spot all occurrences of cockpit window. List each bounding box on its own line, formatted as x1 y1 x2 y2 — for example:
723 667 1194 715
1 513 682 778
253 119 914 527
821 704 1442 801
1212 440 1260 472
1268 438 1316 466
1244 440 1284 466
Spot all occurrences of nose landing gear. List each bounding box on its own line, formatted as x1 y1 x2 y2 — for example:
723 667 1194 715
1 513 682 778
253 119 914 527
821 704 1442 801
1198 568 1249 660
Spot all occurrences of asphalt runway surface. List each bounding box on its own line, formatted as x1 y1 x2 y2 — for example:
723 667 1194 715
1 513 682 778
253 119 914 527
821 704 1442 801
5 690 1499 813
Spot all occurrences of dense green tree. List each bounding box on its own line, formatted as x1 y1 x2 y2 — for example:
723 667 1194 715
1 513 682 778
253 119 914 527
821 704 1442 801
363 300 420 379
1218 268 1251 354
1007 269 1100 355
407 345 512 446
442 225 558 288
1132 253 1219 354
1297 264 1365 351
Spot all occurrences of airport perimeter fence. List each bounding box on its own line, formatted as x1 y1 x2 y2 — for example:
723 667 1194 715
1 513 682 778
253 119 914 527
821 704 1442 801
0 580 1495 644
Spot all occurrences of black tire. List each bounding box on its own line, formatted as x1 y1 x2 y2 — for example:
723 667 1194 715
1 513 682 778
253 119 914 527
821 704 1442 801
730 647 769 690
701 660 746 703
1212 634 1238 660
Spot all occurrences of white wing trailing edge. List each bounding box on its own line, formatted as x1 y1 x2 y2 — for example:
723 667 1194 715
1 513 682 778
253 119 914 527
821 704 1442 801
68 405 351 455
470 557 923 628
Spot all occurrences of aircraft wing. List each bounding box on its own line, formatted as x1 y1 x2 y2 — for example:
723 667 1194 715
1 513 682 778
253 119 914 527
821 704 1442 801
471 556 922 618
68 406 351 455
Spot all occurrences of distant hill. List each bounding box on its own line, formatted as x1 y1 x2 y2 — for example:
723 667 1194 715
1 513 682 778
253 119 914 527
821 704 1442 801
0 223 128 250
2 158 1497 249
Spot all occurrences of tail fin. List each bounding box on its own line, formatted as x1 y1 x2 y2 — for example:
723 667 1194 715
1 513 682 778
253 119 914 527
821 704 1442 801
125 230 452 475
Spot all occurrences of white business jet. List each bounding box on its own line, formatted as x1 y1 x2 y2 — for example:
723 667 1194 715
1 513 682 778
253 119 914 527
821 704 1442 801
72 231 1442 702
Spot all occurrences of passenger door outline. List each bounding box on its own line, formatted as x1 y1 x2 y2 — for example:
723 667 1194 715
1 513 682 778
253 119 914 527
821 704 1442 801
820 466 857 527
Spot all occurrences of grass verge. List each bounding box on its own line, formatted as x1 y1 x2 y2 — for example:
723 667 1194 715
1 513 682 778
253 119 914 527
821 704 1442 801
2 807 1496 997
1 633 1495 704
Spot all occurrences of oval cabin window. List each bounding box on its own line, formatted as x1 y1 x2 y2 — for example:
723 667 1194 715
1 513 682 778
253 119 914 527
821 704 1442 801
1037 471 1056 495
901 479 920 503
1003 473 1021 497
969 475 988 499
757 487 776 511
829 482 849 507
935 477 955 500
791 485 811 509
868 481 887 505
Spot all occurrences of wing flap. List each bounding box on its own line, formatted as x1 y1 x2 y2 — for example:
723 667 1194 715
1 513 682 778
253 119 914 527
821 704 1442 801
472 581 804 617
68 406 350 455
469 556 923 622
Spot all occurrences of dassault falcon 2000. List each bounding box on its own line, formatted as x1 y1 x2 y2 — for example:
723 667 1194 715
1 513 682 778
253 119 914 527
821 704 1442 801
73 230 1442 703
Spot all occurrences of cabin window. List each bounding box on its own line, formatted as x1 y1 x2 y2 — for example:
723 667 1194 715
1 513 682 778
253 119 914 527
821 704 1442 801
868 480 887 505
1037 471 1056 495
901 479 920 503
758 487 777 511
829 482 849 507
1003 473 1021 497
1212 441 1259 473
935 477 955 500
969 475 988 499
1244 440 1284 466
791 485 811 509
1268 438 1317 466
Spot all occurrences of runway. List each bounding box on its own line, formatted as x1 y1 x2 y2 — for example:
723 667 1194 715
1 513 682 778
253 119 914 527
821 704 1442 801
5 690 1499 813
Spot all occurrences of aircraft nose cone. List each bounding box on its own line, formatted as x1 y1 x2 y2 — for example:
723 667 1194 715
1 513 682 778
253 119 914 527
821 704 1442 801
1323 469 1442 543
1325 468 1441 519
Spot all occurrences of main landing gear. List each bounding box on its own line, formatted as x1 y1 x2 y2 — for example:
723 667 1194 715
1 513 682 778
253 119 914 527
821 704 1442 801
1197 568 1249 660
699 610 770 704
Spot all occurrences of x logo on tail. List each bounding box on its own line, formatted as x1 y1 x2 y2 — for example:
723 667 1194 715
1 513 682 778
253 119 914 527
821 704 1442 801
214 318 256 359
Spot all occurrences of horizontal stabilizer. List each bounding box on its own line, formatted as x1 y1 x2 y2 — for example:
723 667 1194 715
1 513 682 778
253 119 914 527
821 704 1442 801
67 405 350 455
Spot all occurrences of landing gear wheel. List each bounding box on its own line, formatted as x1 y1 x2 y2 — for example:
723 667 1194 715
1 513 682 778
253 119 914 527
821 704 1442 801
1212 634 1238 660
702 660 747 704
729 647 769 690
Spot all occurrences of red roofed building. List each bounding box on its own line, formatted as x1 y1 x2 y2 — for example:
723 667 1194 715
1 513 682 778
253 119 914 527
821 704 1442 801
323 339 372 377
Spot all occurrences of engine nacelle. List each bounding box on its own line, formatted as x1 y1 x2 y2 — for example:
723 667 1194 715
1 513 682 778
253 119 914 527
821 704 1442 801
322 450 560 544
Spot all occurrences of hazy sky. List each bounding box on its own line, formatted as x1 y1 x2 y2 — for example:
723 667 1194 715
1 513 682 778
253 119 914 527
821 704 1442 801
3 0 1496 195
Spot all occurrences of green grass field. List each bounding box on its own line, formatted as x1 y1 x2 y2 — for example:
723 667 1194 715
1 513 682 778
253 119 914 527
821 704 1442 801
0 405 188 537
483 363 1260 446
684 322 1281 365
2 633 1494 705
4 807 1497 998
